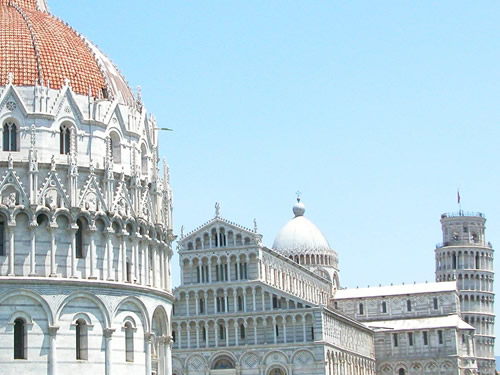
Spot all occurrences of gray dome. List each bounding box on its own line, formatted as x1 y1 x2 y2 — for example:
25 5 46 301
272 201 333 256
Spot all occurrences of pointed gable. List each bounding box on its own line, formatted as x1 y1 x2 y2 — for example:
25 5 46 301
113 178 135 217
180 216 260 251
78 171 107 212
38 166 70 209
0 167 29 207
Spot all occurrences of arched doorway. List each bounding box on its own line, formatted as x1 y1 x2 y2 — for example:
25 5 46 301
268 366 287 375
211 355 236 375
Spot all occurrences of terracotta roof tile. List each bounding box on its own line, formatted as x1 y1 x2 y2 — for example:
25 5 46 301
0 1 134 103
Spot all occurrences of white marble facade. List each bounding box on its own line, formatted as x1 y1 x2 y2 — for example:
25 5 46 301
0 10 175 374
172 203 493 375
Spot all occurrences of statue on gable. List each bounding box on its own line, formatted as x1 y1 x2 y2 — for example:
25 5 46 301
44 190 57 210
2 191 17 208
84 193 97 211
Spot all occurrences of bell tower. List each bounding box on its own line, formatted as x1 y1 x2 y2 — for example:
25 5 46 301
435 211 495 375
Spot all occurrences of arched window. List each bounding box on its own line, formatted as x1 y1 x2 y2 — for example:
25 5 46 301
270 369 285 375
3 121 17 151
76 219 84 259
109 132 121 164
141 144 148 175
0 216 5 256
399 368 405 375
407 299 412 312
240 324 245 339
382 301 387 313
14 318 26 359
60 123 71 154
75 319 88 360
124 322 134 362
219 324 225 340
213 356 234 369
359 303 364 315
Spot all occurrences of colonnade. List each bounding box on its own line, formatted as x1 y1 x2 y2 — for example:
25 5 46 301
172 312 316 350
176 285 307 317
1 210 172 292
326 351 375 375
436 249 493 272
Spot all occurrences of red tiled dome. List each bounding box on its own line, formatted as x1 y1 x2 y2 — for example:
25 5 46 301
0 0 135 104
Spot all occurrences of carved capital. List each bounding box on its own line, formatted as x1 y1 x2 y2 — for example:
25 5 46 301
48 325 59 336
103 328 115 338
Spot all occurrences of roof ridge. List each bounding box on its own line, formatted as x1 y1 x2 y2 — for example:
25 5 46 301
10 2 43 84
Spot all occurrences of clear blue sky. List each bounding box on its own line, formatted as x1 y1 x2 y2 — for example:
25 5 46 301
50 1 500 352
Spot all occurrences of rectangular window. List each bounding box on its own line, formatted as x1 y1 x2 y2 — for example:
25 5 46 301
433 297 438 310
275 325 279 337
238 296 243 311
393 333 398 347
224 264 228 281
438 330 443 344
408 332 413 346
407 300 412 312
235 263 238 279
311 327 315 341
196 267 201 283
204 265 209 282
199 298 204 314
423 331 428 345
0 222 4 256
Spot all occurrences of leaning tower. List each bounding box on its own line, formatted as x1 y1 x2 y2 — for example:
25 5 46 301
435 212 495 375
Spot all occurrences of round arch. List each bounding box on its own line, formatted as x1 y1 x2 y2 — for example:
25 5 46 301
112 296 151 333
56 291 111 328
0 289 54 325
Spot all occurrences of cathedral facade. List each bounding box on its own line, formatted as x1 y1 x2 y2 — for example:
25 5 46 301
172 201 495 375
0 0 174 374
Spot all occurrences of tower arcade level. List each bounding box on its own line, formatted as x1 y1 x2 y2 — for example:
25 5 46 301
435 212 495 375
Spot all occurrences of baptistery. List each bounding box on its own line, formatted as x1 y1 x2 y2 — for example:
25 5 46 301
0 1 174 374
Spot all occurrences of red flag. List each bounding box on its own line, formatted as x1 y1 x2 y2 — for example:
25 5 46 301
457 189 461 204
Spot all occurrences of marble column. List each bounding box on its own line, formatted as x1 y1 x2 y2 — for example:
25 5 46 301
89 225 97 279
29 221 38 276
165 336 173 375
49 224 57 277
48 325 59 375
106 229 113 281
70 224 78 278
104 328 115 375
145 333 153 375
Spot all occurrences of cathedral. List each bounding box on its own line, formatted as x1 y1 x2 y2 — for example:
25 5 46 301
0 1 495 375
171 200 495 375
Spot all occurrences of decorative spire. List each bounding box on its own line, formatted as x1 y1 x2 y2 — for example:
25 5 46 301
296 190 301 203
7 72 13 85
29 124 38 172
292 195 305 217
50 155 56 171
254 218 258 233
163 157 170 185
215 202 221 218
